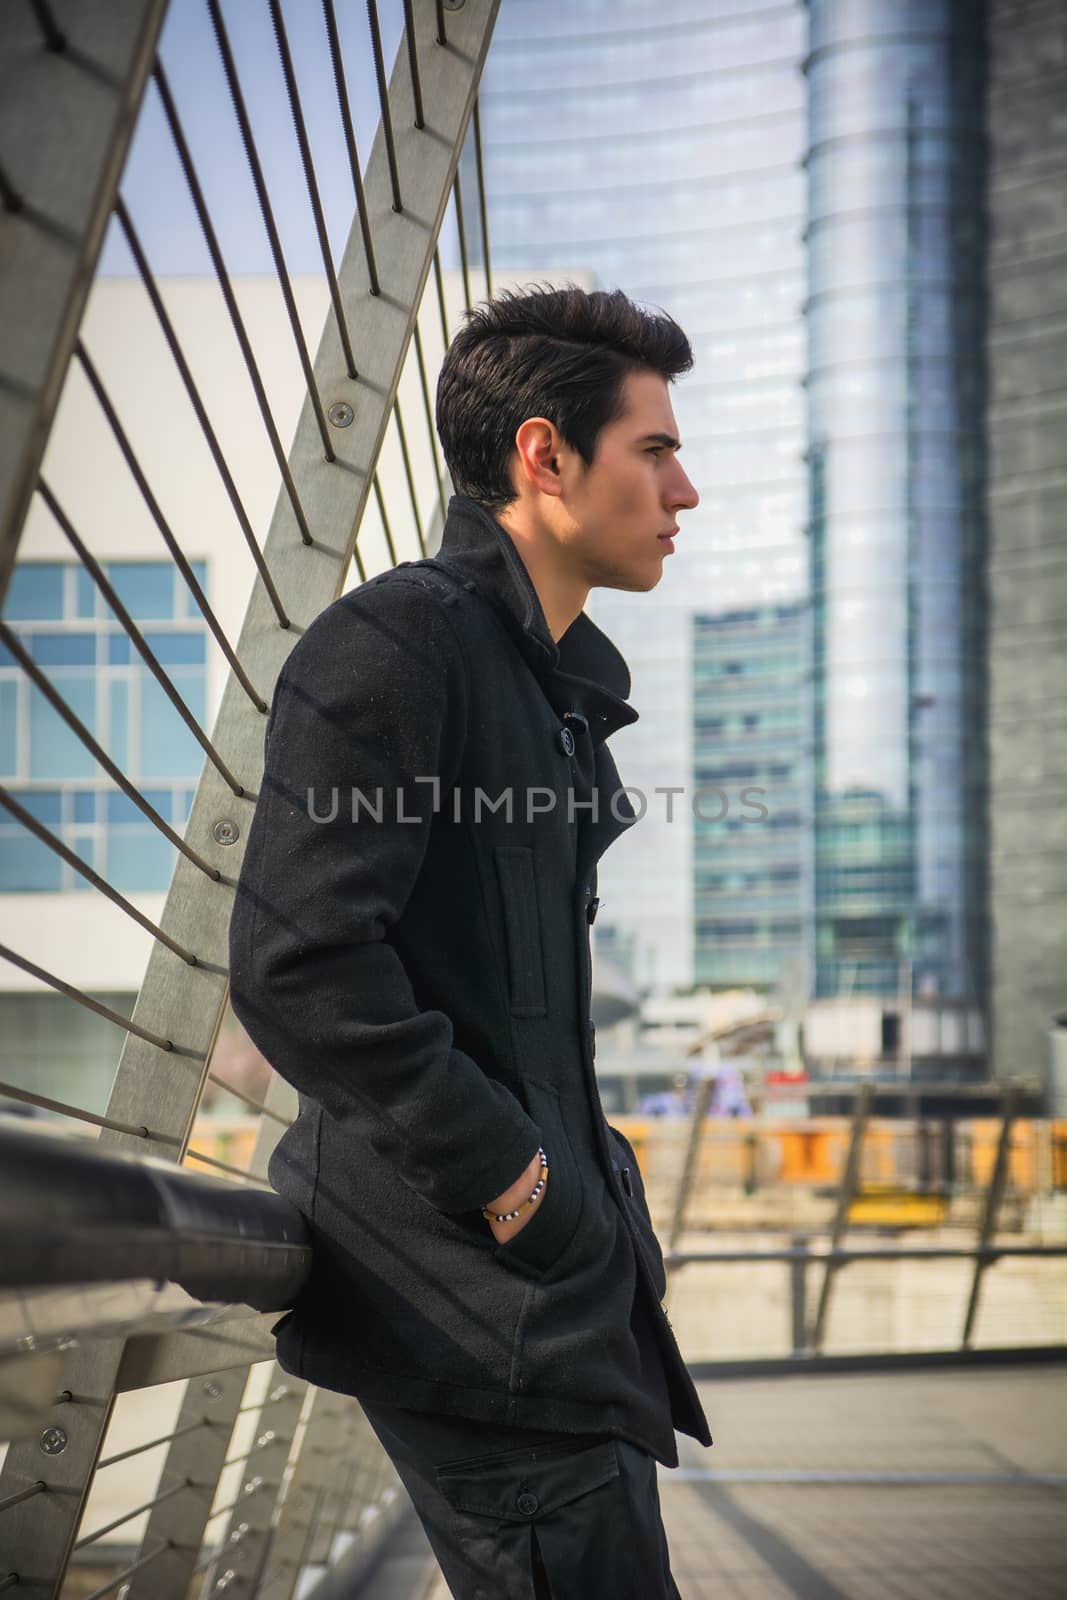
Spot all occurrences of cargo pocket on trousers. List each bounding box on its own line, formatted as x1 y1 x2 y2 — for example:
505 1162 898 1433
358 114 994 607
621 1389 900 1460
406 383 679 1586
494 846 547 1016
436 1432 618 1524
436 1436 623 1600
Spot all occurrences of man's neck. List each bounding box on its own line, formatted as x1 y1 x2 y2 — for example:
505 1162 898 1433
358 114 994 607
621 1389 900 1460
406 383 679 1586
494 508 589 644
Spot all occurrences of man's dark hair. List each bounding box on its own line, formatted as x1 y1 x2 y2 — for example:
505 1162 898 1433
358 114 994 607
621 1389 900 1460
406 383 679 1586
435 284 693 510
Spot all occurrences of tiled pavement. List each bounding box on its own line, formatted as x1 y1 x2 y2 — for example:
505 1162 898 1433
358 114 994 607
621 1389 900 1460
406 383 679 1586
364 1367 1067 1599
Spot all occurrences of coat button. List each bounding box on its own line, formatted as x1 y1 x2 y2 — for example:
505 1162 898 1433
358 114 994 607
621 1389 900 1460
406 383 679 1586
558 726 575 757
621 1167 634 1197
516 1491 539 1516
586 895 600 924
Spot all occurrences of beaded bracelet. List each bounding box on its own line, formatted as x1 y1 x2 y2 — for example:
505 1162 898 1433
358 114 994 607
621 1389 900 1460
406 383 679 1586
481 1147 548 1223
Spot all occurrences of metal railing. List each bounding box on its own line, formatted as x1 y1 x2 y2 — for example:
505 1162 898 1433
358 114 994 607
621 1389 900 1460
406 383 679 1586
0 0 500 1591
657 1084 1067 1367
0 1119 410 1597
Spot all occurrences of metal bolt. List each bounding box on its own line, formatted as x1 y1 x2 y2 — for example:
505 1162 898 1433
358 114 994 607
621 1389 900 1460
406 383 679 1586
328 401 354 428
203 1380 224 1400
213 819 239 846
39 1426 68 1456
17 1334 35 1353
269 1385 289 1402
255 1431 275 1448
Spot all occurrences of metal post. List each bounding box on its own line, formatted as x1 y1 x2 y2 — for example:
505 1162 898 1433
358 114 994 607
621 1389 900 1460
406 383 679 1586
0 1335 124 1598
131 1367 249 1599
744 1129 759 1196
962 1083 1021 1347
809 1083 872 1353
263 1391 352 1599
790 1235 810 1356
668 1074 715 1251
195 1367 304 1596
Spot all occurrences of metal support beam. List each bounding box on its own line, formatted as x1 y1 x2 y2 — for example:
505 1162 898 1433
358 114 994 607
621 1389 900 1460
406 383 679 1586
0 1335 124 1599
98 0 503 1182
0 0 169 606
962 1083 1022 1347
131 1366 249 1600
266 1392 356 1598
193 1366 304 1596
809 1084 872 1353
668 1074 715 1252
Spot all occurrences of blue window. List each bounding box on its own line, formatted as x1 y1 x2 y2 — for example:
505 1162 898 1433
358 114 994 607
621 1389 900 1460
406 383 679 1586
0 681 17 777
143 631 206 666
75 568 97 619
29 677 96 780
139 671 205 779
107 831 175 893
19 790 62 825
27 633 96 667
107 680 128 767
106 789 172 824
0 832 62 890
70 832 98 886
3 564 64 621
105 563 174 620
3 559 206 892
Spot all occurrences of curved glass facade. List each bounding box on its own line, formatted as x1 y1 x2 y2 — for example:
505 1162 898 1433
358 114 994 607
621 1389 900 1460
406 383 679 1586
806 0 988 1002
474 0 809 991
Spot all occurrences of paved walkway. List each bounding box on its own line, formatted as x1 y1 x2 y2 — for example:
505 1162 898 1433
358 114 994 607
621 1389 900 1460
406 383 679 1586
365 1366 1066 1599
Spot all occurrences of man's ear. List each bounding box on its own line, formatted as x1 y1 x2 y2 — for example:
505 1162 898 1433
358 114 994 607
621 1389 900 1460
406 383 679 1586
513 417 565 498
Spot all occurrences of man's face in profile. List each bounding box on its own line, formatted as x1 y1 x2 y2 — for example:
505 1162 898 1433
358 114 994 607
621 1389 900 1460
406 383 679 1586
559 369 700 594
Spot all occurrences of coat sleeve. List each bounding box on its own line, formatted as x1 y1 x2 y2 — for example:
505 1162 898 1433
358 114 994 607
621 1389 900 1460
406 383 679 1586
227 575 542 1215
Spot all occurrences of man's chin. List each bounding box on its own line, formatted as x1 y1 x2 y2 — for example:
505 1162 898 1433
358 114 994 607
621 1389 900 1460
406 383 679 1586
591 564 664 595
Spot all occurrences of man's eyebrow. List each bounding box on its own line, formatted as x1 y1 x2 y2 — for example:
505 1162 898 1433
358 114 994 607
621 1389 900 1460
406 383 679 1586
638 432 682 450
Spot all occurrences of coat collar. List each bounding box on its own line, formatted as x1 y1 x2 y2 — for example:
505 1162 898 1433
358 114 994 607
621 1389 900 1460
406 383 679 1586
432 495 640 746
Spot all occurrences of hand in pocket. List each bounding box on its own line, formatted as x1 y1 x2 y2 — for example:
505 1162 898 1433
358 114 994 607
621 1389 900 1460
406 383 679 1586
485 1147 549 1244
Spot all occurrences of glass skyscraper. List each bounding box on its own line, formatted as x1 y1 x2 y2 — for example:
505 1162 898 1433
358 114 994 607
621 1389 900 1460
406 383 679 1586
473 2 1058 1076
692 602 809 990
474 0 809 992
806 0 989 1006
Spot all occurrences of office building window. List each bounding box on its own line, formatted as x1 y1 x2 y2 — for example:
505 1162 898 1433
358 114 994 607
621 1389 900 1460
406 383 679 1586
0 559 207 893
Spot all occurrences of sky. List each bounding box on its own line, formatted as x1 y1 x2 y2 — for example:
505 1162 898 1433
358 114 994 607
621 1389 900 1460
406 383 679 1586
99 0 408 278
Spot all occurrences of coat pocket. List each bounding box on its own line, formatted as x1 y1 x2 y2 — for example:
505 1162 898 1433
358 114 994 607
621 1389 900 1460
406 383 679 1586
494 846 547 1016
607 1123 668 1300
493 1079 583 1278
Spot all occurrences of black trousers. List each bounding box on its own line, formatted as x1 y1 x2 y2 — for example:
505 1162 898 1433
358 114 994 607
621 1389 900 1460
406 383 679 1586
360 1398 682 1600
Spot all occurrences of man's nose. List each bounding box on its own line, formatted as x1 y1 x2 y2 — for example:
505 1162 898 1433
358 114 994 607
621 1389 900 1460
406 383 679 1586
670 463 699 512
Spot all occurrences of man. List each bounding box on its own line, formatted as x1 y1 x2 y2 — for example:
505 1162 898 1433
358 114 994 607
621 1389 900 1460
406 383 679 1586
229 285 711 1598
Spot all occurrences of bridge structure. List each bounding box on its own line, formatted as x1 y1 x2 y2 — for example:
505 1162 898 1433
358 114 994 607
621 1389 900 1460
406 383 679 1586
0 3 1064 1596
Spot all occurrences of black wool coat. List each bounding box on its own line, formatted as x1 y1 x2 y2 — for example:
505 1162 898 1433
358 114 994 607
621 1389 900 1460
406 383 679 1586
228 495 712 1468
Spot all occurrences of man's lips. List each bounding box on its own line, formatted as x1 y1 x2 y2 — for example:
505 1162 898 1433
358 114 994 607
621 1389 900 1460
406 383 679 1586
657 527 679 547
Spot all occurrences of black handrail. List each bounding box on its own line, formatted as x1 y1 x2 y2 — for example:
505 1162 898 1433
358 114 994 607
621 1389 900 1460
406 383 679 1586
0 1121 309 1312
